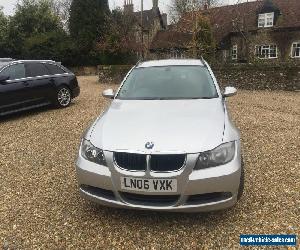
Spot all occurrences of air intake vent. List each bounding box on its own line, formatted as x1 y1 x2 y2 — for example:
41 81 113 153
114 153 186 172
120 192 180 206
114 152 147 171
150 154 186 172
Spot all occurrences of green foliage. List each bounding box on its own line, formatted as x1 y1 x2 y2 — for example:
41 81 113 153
194 15 215 60
0 0 135 66
0 7 7 35
11 0 62 37
97 7 139 61
0 0 66 60
0 7 9 57
22 31 71 60
69 0 109 50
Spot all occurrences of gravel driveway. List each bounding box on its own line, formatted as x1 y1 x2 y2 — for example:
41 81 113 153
0 76 299 249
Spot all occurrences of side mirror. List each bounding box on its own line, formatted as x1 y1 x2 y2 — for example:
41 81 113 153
102 89 115 99
223 86 237 98
0 75 9 83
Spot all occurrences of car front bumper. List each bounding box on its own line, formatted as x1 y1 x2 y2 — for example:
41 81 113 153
76 149 242 213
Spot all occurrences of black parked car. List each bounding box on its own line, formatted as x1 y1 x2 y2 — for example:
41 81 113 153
0 60 80 116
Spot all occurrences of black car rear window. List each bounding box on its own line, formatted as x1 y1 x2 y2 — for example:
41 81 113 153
26 63 49 77
45 64 66 75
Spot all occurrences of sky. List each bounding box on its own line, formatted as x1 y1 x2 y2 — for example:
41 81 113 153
0 0 249 16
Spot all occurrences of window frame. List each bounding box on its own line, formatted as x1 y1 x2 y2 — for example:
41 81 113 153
258 12 274 28
291 42 300 58
25 62 51 78
0 63 26 82
170 50 184 59
255 44 278 59
231 45 238 60
44 63 67 75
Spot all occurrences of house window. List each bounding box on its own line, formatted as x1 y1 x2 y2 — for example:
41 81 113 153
258 12 274 28
291 42 300 58
231 45 238 60
170 50 184 59
255 45 278 59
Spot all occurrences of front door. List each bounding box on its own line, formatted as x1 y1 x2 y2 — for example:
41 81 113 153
0 63 29 114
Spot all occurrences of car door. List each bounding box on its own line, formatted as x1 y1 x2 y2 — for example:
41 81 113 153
0 63 29 113
24 62 55 103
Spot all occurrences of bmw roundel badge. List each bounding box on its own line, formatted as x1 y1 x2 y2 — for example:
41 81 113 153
145 142 154 149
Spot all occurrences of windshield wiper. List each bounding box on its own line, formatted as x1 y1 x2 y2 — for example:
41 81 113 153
192 97 216 99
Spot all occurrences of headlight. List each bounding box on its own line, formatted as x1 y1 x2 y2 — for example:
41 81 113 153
81 139 107 166
195 141 235 170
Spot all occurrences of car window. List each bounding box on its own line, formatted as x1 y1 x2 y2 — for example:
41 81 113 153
117 66 218 100
0 64 25 80
45 64 66 75
26 63 50 77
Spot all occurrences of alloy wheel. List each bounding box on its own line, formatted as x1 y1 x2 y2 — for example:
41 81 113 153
57 88 71 107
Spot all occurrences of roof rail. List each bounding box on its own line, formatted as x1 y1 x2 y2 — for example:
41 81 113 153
200 56 209 68
135 59 142 67
200 56 206 64
16 60 56 62
0 58 14 62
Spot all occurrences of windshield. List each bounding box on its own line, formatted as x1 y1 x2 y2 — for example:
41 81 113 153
117 66 218 100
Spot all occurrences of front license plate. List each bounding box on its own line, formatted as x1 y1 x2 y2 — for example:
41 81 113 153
121 177 177 193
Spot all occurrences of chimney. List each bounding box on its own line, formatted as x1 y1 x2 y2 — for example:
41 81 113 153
152 0 158 9
124 0 134 14
161 13 168 28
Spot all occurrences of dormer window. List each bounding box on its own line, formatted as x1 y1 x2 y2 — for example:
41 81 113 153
258 12 274 28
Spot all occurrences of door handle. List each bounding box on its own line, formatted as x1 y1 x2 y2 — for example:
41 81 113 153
22 81 29 87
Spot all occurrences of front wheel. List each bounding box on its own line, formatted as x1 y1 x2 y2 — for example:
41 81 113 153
55 86 72 108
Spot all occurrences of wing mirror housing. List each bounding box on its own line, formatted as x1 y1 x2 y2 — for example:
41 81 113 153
0 75 9 83
223 86 237 98
102 89 115 99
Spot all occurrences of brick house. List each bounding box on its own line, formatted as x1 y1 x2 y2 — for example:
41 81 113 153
150 0 300 63
123 0 167 54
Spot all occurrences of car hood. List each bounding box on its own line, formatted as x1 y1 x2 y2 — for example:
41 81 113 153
89 99 225 154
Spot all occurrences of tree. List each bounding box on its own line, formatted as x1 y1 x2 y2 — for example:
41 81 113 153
0 7 7 36
96 8 139 64
0 7 9 57
10 0 62 38
4 0 69 61
192 15 215 59
169 0 223 23
51 0 72 31
69 0 110 51
98 8 140 54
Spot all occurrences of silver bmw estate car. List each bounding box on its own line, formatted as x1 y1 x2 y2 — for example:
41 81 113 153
76 59 244 212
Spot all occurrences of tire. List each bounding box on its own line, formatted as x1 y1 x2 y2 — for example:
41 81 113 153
237 157 245 201
54 86 72 108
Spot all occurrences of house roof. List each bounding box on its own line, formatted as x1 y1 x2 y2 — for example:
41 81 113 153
177 0 300 45
133 8 165 30
150 30 193 50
